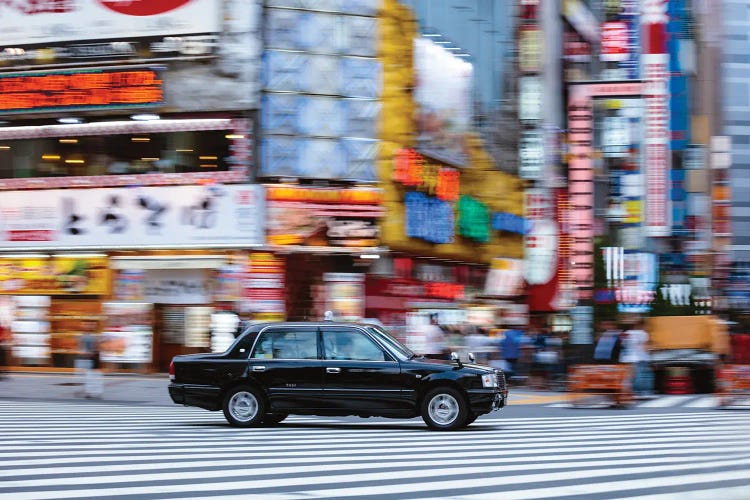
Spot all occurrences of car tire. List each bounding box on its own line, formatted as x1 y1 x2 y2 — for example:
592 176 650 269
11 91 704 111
421 387 470 431
263 413 289 425
223 385 266 427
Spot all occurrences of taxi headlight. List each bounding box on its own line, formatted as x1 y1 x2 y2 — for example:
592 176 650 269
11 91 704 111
481 373 497 388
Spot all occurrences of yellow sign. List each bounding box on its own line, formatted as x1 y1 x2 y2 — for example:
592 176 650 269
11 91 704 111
0 257 110 295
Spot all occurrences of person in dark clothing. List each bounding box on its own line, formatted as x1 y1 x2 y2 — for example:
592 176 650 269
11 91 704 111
593 320 622 363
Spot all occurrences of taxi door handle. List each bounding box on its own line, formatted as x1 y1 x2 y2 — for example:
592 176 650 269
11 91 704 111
326 367 341 374
252 366 266 372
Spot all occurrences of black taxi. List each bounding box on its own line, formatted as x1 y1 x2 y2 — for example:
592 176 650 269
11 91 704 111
169 322 507 430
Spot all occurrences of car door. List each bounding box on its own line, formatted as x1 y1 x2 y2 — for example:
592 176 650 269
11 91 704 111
321 326 407 412
248 326 325 411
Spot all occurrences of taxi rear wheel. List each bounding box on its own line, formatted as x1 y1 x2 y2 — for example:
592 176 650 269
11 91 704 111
421 387 470 431
223 385 266 427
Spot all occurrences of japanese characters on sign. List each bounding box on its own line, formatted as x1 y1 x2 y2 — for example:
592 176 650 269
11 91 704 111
600 21 629 62
0 184 264 250
457 196 490 243
641 0 671 237
404 191 454 245
392 148 460 202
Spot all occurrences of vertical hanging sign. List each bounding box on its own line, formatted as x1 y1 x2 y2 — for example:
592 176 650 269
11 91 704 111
567 85 594 299
641 0 671 236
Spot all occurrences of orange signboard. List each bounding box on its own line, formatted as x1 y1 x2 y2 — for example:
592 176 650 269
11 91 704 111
0 68 163 113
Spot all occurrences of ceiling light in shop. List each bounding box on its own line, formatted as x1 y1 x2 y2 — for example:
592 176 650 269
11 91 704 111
176 149 193 153
132 137 151 142
141 157 159 161
359 254 380 260
199 156 218 160
225 134 245 139
59 138 78 144
200 164 217 168
64 159 85 164
130 114 160 121
0 146 9 150
42 155 61 160
57 117 83 124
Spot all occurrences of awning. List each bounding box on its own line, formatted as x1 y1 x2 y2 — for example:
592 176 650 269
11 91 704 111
110 255 228 270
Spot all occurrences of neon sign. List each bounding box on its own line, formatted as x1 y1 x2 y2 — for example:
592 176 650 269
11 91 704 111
393 148 460 202
0 68 163 113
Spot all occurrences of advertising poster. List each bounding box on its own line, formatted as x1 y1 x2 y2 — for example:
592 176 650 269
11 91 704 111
266 186 382 248
0 184 265 250
323 273 365 322
244 253 286 320
100 302 153 364
413 38 473 168
0 257 110 295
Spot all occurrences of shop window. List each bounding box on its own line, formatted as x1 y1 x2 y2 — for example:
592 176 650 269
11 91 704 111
322 328 385 361
251 328 318 360
0 129 232 179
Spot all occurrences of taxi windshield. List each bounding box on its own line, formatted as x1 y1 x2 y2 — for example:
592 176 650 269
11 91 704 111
365 326 416 360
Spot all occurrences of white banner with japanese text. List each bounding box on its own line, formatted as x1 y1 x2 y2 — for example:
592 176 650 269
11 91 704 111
0 184 264 250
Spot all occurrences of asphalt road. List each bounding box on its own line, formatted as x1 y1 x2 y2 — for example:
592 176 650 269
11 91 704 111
1 395 749 499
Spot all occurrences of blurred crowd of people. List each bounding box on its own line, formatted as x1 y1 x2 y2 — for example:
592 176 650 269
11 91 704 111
418 313 656 395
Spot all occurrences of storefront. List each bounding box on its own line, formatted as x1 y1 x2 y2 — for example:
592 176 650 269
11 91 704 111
264 184 386 322
0 183 265 373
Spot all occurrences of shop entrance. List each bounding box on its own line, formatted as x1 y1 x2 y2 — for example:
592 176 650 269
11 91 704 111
153 304 212 373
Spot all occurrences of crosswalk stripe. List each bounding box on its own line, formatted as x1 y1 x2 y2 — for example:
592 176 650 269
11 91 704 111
0 401 748 499
8 455 750 499
638 395 697 408
457 468 750 500
3 445 747 478
683 396 720 408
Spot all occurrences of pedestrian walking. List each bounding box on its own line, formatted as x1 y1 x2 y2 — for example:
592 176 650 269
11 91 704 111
593 319 622 364
78 321 103 399
619 317 654 398
422 314 447 359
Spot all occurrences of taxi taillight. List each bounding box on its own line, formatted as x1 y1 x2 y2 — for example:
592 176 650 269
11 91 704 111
169 360 175 381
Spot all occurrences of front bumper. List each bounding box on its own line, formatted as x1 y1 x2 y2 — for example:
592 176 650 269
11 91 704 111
467 388 507 414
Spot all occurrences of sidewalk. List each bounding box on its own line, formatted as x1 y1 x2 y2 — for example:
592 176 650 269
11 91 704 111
0 372 569 407
0 372 174 406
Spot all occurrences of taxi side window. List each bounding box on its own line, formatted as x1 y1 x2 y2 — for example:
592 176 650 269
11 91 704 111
322 328 386 361
251 328 318 359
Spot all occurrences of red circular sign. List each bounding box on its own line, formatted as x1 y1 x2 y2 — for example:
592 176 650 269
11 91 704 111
97 0 193 16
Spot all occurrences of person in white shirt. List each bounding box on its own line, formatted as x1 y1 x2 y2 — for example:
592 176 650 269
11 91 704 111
422 314 447 359
619 318 654 397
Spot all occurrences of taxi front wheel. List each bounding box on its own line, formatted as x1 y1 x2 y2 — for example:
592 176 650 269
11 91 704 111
421 387 470 431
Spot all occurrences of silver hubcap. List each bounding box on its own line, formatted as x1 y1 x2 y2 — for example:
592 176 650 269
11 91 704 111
229 391 259 422
428 393 460 425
